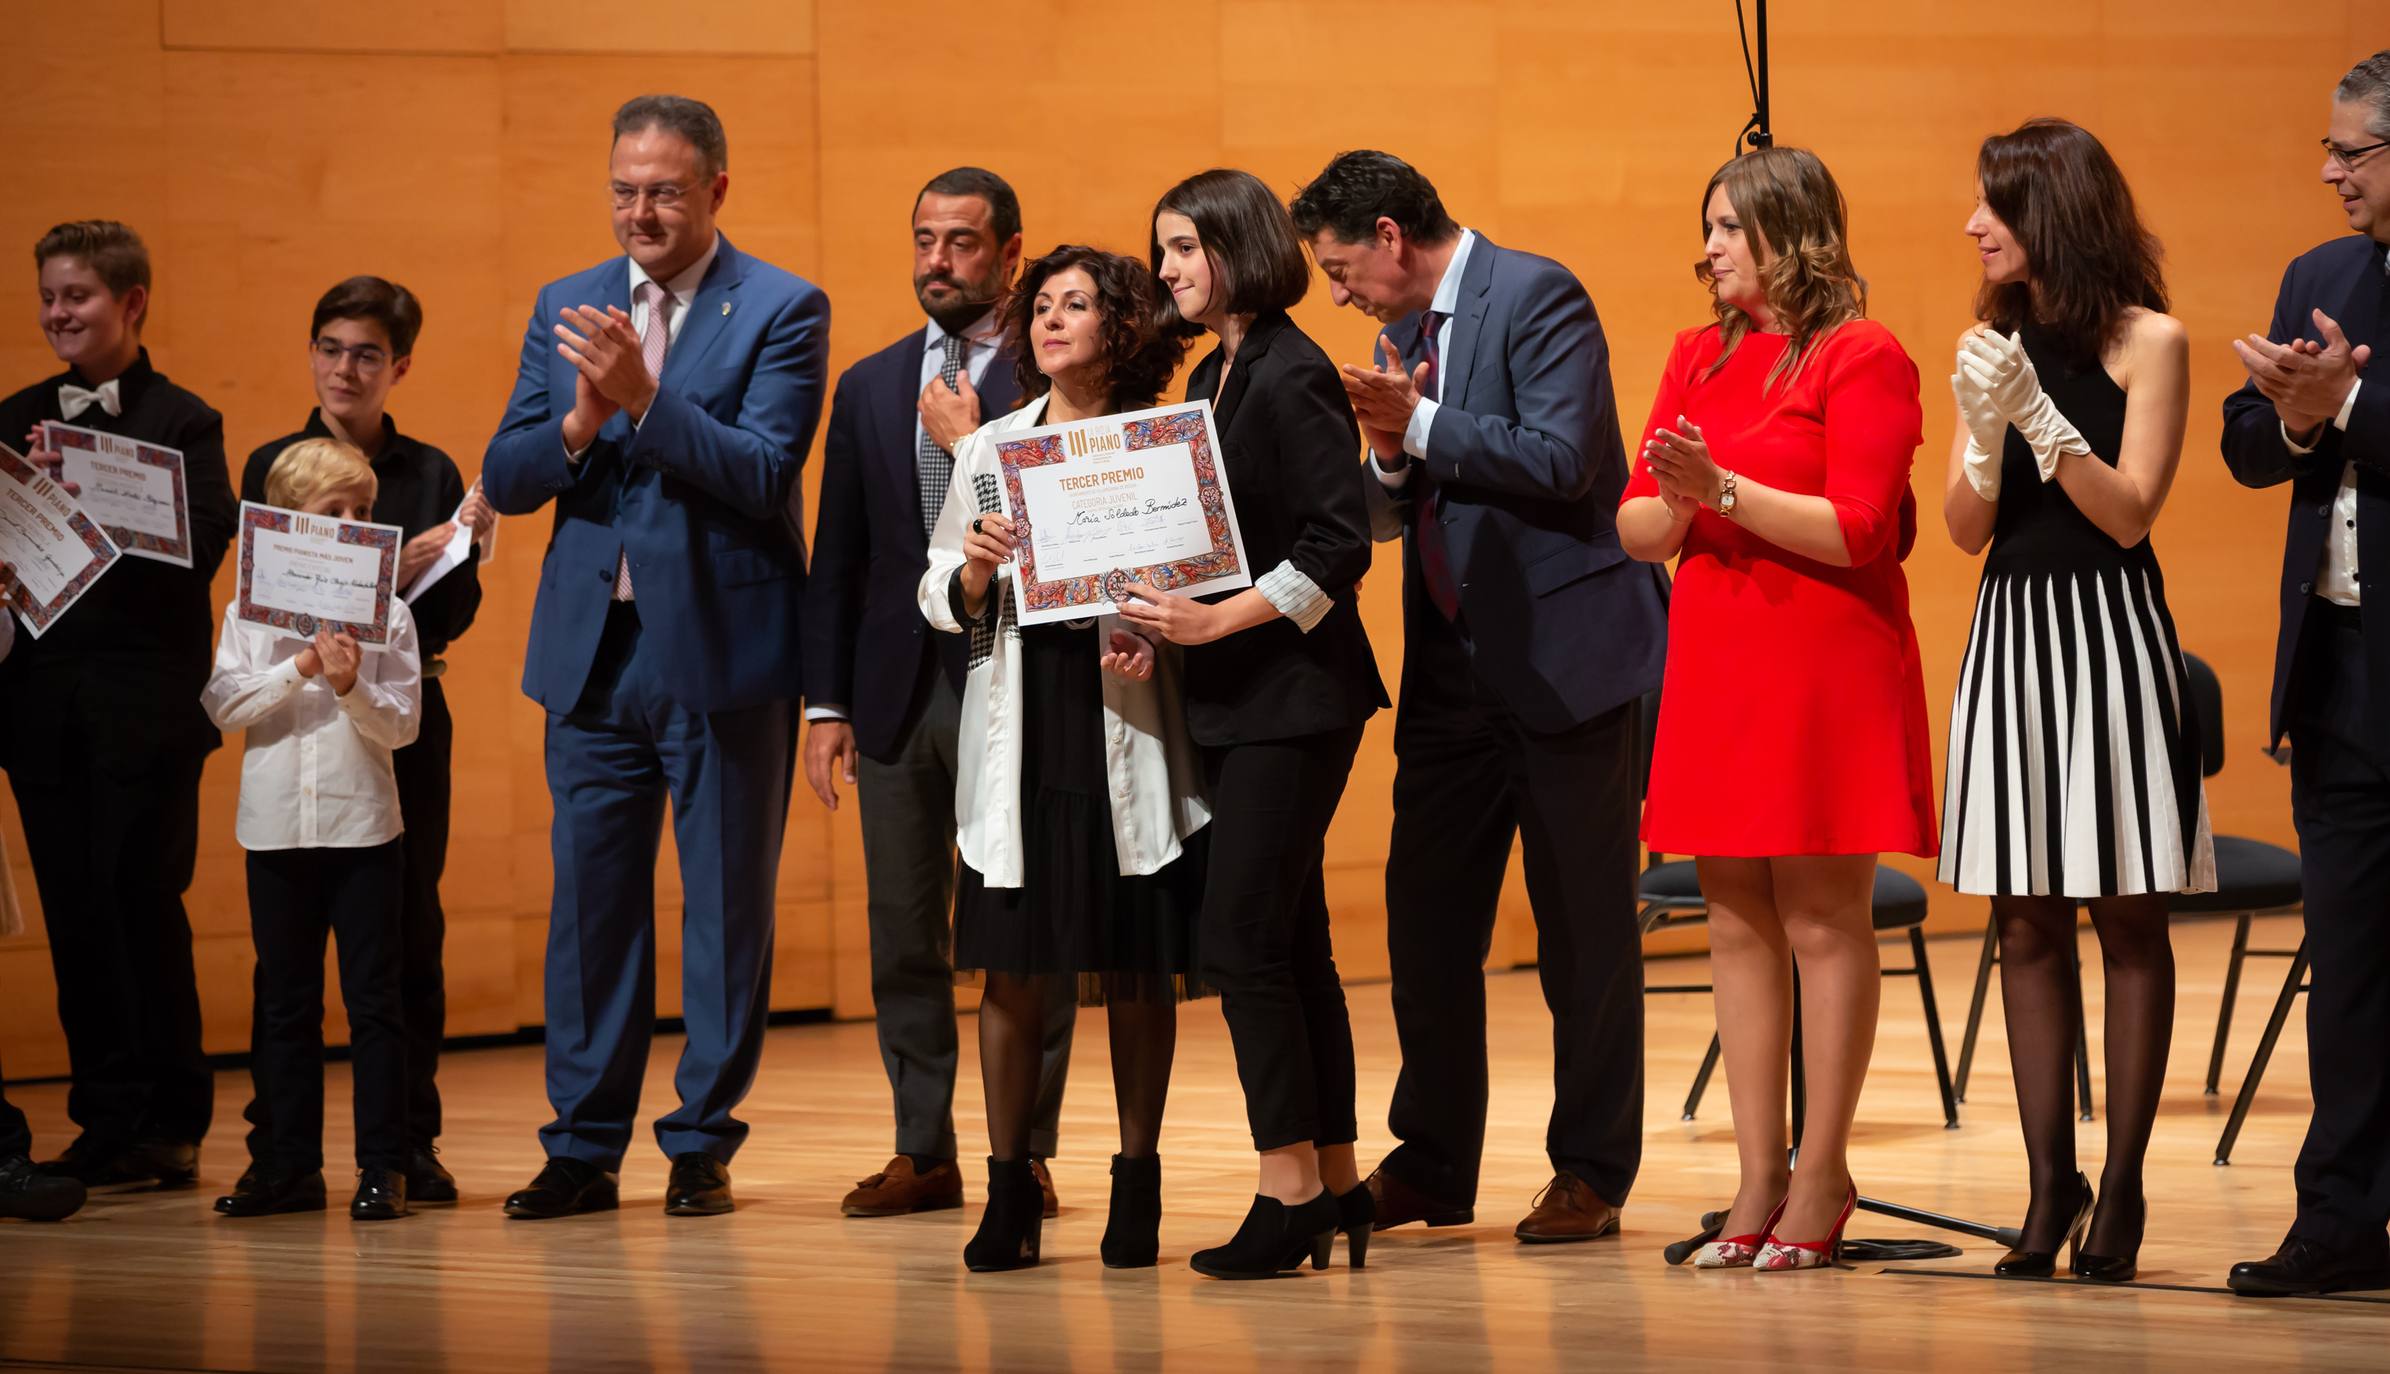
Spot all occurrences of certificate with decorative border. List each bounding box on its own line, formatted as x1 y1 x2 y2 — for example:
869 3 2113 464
41 421 193 568
993 400 1249 628
0 443 120 638
235 501 403 650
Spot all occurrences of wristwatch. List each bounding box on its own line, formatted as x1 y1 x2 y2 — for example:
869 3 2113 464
1716 469 1739 517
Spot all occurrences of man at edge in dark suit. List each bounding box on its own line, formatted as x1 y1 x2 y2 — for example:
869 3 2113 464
803 168 1075 1220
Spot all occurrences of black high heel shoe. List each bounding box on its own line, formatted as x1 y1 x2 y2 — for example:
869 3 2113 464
1099 1154 1162 1269
1994 1172 2093 1278
963 1157 1043 1272
1190 1191 1338 1280
1335 1182 1374 1269
2073 1187 2144 1283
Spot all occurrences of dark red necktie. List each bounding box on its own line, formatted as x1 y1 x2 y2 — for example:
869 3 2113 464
1410 311 1459 619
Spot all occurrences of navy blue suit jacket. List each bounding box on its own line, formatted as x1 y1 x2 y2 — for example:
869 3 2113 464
2221 233 2390 757
483 236 829 716
801 326 1022 761
1369 236 1670 732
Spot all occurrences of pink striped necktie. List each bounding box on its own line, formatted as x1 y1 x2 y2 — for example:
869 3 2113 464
614 280 676 601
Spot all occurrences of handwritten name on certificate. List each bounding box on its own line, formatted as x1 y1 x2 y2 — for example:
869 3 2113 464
41 421 193 567
235 501 403 650
0 442 120 637
993 401 1250 627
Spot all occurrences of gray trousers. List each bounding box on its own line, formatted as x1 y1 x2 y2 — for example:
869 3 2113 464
859 670 1075 1159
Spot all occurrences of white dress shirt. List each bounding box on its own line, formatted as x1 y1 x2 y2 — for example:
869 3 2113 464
2281 242 2387 607
565 234 721 461
1373 228 1479 488
201 601 423 851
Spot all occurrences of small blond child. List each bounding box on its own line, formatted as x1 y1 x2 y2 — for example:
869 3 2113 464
201 438 421 1221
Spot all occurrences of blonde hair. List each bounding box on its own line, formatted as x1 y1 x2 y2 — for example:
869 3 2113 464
1694 147 1869 389
265 437 376 511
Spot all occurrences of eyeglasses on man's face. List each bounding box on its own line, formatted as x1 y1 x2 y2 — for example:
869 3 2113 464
312 337 390 374
610 181 696 210
2322 137 2390 174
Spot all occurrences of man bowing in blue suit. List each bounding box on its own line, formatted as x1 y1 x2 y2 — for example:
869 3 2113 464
482 94 828 1220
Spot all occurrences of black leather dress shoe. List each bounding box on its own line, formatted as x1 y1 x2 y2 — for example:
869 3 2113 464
406 1147 458 1205
216 1167 328 1218
41 1136 198 1189
503 1157 618 1220
0 1153 87 1221
2228 1236 2390 1297
665 1153 733 1217
351 1168 410 1221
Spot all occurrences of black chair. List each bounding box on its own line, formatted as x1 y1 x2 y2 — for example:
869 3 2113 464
1634 692 1960 1129
1942 652 2304 1160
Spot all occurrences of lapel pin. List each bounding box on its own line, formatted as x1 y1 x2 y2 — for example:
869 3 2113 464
721 301 732 316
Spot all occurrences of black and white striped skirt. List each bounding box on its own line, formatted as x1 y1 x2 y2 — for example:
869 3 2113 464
1938 565 2215 898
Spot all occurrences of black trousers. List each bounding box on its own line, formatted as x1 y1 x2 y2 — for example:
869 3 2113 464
8 748 212 1150
856 670 1074 1161
245 841 409 1173
1199 725 1365 1152
1380 606 1646 1208
2284 603 2390 1257
245 678 455 1161
0 1050 29 1159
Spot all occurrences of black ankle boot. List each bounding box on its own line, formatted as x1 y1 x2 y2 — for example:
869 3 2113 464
1100 1154 1162 1269
1335 1182 1374 1269
963 1157 1042 1272
1190 1191 1338 1280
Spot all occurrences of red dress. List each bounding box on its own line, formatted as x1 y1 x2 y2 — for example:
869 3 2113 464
1623 320 1938 858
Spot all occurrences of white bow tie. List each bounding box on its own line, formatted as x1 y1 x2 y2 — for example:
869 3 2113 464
58 379 121 421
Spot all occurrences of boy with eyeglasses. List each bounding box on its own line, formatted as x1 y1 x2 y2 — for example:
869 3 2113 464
238 275 493 1206
0 220 237 1191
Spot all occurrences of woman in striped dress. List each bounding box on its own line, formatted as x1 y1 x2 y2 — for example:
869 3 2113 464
1941 118 2213 1284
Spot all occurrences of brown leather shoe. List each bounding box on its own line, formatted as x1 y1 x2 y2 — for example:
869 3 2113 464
1514 1170 1621 1244
841 1157 963 1217
1365 1165 1474 1232
1030 1157 1059 1218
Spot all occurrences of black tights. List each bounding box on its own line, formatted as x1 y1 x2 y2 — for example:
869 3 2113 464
980 973 1174 1160
1994 894 2174 1254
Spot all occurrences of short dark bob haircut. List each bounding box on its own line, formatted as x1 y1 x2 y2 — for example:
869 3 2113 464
1287 149 1459 247
1150 168 1308 330
310 275 424 357
1002 244 1187 411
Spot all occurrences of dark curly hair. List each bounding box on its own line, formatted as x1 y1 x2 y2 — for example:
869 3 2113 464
1003 244 1186 410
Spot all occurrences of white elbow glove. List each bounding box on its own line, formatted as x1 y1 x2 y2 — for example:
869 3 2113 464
1957 329 2087 483
1950 352 2009 501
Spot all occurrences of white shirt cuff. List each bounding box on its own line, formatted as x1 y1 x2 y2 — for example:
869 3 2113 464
805 705 849 723
1404 397 1439 460
1255 560 1331 633
2284 379 2365 454
1370 451 1413 489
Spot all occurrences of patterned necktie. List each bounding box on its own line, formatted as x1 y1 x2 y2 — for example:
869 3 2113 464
615 280 676 601
919 333 967 539
1411 310 1460 620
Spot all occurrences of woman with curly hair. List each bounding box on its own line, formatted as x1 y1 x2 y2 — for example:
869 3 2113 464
917 244 1203 1273
1618 147 1934 1272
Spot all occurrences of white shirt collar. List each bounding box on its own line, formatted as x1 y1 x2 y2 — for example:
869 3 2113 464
927 307 1005 353
1427 228 1479 319
628 233 721 305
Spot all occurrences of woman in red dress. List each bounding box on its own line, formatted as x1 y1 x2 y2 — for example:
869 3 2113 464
1619 147 1936 1272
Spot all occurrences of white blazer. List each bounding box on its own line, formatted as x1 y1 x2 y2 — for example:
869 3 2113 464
917 395 1210 888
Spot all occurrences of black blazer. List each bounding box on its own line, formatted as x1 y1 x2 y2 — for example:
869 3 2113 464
802 324 1023 761
1180 310 1387 747
244 410 484 661
2221 233 2390 758
1367 237 1669 733
0 350 237 777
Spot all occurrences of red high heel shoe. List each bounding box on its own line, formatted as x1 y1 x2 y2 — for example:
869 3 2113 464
1754 1184 1857 1273
1694 1196 1787 1270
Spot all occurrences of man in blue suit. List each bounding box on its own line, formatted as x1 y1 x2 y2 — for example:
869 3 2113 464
2221 51 2390 1298
1291 151 1668 1244
801 168 1074 1220
482 94 827 1220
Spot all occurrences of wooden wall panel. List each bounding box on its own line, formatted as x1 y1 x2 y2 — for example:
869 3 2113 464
1 2 2381 1079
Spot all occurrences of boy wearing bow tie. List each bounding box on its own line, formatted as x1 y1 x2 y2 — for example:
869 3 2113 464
0 219 240 1191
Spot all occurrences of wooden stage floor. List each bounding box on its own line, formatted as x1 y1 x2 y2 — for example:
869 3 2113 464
2 913 2383 1372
